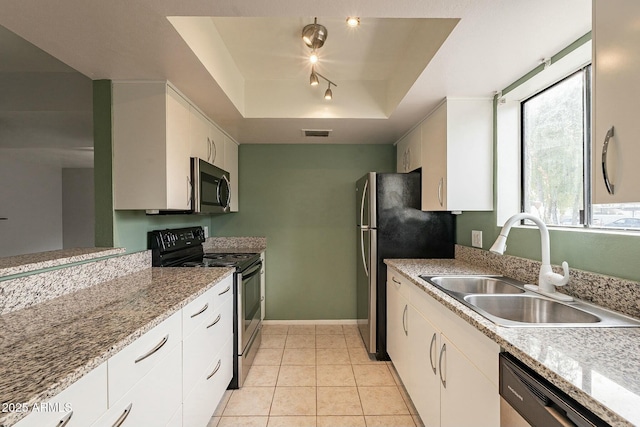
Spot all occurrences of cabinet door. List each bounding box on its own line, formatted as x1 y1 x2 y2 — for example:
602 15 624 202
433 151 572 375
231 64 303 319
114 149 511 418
439 335 499 427
396 136 409 172
407 307 440 427
14 363 107 427
407 127 422 172
421 103 448 211
189 107 211 163
386 279 409 381
209 124 225 169
165 87 193 210
593 0 640 203
224 136 239 212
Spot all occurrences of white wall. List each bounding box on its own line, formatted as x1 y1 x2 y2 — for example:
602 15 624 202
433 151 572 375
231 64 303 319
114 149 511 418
62 168 94 248
0 150 63 257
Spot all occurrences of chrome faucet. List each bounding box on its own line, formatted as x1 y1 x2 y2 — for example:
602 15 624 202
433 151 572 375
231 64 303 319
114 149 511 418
489 212 572 301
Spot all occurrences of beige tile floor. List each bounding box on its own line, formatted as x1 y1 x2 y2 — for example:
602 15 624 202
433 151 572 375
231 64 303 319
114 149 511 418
208 324 425 427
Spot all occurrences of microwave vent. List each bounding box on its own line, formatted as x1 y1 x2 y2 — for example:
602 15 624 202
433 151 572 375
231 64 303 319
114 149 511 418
302 129 332 138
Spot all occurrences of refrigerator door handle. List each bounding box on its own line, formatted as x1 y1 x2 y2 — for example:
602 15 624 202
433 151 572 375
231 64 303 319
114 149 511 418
360 179 368 227
360 229 369 277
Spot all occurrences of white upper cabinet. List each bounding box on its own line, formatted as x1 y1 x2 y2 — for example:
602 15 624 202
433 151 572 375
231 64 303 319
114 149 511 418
224 136 239 212
593 0 640 203
113 82 192 211
420 98 493 212
396 126 422 173
190 107 226 169
113 81 240 212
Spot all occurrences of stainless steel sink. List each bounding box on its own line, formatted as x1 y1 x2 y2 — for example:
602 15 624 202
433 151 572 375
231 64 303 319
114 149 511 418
464 294 600 324
428 276 524 295
419 275 640 328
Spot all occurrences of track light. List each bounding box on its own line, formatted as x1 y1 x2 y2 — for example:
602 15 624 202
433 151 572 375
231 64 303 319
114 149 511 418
302 17 328 49
309 51 319 64
324 82 333 100
310 67 319 86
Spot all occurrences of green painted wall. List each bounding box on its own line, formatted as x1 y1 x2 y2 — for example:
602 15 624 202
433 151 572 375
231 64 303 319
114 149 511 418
457 32 640 283
210 144 395 320
93 80 114 247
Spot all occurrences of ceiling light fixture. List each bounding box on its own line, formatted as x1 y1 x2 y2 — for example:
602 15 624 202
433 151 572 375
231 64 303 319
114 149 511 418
302 18 337 100
346 17 360 27
302 17 328 49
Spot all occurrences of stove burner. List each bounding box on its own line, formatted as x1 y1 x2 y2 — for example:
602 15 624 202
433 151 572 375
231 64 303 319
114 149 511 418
181 261 205 267
204 253 254 261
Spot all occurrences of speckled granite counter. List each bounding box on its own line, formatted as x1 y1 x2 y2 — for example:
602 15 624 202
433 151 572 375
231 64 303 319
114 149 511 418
203 236 267 254
385 258 640 427
0 248 126 278
0 266 233 427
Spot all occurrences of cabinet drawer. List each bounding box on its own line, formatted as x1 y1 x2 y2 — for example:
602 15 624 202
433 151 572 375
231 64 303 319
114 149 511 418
108 310 181 405
183 337 233 427
183 294 233 395
183 286 215 338
92 344 182 427
387 268 414 301
14 363 107 427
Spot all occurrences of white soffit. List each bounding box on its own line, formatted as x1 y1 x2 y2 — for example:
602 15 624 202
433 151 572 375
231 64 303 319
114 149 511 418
168 17 458 119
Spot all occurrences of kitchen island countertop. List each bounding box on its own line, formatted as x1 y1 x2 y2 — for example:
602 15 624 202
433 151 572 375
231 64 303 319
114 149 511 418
0 266 233 427
386 258 640 427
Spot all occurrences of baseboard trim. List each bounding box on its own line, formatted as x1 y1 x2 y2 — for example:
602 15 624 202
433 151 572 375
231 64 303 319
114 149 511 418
262 319 358 325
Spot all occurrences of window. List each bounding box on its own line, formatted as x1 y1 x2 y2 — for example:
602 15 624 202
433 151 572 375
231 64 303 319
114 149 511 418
521 67 589 227
520 65 640 231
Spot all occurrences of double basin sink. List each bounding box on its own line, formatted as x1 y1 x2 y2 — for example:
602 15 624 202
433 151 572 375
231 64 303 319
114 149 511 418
418 275 640 327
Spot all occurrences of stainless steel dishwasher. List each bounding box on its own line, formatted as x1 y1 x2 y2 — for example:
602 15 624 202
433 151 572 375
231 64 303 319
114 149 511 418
499 353 610 427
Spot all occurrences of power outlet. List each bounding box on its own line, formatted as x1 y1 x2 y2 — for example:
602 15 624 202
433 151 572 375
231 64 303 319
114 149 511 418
471 230 483 248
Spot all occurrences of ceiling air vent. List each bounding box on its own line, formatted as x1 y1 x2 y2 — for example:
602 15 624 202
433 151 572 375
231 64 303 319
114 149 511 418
302 129 332 138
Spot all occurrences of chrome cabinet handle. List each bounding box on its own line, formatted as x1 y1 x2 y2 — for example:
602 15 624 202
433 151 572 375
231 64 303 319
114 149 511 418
211 138 217 163
602 126 615 195
218 285 231 296
439 343 446 388
402 305 408 336
207 137 212 163
112 403 132 427
187 176 193 208
429 333 437 375
207 359 222 380
190 303 209 318
392 276 401 286
134 335 168 363
437 177 444 207
206 314 222 328
57 411 73 427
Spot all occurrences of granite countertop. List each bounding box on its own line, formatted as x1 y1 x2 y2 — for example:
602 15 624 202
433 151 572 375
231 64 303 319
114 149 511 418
0 266 233 427
203 236 267 254
385 258 640 427
0 248 126 278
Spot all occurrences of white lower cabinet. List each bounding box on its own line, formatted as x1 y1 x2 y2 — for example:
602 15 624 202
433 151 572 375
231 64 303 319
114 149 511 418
14 363 108 427
91 344 182 427
183 337 233 427
387 268 499 427
166 405 182 427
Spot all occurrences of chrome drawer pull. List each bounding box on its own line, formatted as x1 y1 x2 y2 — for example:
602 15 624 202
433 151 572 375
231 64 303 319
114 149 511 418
190 303 209 318
602 126 615 195
402 305 408 336
218 285 231 296
206 314 222 329
392 276 401 285
112 403 132 427
57 411 73 427
134 335 168 363
206 359 222 380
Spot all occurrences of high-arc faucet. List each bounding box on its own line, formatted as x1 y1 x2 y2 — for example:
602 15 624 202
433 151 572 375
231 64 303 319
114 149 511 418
489 212 573 301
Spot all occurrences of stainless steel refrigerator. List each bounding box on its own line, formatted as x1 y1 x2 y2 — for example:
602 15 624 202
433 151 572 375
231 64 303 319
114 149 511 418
356 171 454 360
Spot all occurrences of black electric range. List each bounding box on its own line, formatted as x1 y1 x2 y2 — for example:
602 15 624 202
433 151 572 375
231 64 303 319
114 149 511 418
148 227 263 389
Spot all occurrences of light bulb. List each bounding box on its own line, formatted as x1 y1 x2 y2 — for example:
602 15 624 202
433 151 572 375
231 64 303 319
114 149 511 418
346 17 360 27
309 52 319 64
324 85 333 100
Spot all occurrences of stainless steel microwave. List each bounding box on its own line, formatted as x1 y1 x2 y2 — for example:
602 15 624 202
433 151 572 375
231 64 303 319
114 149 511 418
191 157 231 214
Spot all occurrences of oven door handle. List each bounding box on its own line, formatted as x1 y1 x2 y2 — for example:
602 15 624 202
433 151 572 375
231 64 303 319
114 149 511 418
241 262 262 281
